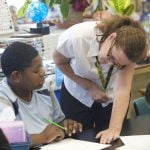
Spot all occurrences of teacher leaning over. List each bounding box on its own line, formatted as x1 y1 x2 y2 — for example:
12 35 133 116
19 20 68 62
53 15 148 144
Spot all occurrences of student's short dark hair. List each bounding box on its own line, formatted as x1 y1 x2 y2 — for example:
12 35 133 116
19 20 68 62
1 42 38 77
145 82 150 103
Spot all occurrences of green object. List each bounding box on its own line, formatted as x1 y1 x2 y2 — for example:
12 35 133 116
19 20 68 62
17 0 32 18
133 96 150 116
60 0 69 20
43 118 66 130
108 0 134 16
48 0 70 21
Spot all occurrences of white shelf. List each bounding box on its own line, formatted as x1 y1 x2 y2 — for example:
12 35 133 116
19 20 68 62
0 0 15 35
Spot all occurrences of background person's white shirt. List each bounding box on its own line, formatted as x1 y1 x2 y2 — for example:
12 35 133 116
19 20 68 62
56 21 117 107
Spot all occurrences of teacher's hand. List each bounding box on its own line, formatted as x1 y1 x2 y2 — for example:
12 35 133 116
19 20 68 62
88 83 108 102
95 128 120 144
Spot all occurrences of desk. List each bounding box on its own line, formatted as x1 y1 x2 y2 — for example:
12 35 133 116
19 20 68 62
70 115 150 149
73 115 150 142
31 115 150 150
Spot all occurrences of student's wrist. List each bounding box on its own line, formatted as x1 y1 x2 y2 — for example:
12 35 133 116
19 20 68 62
30 133 46 147
39 132 47 144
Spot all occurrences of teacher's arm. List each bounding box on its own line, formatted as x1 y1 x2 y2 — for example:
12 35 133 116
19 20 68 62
96 63 135 144
53 50 108 102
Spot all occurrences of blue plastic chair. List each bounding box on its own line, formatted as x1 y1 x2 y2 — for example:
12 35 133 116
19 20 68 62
54 89 61 103
133 96 150 116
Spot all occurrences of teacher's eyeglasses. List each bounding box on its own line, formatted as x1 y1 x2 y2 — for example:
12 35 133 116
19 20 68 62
107 41 126 70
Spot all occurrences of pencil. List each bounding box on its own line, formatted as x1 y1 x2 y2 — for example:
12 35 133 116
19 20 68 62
43 118 66 130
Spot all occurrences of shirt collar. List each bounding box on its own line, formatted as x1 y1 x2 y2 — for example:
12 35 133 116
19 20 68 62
86 37 99 57
86 26 102 58
1 78 17 103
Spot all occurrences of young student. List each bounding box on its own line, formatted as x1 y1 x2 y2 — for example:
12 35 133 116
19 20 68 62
53 15 148 144
145 82 150 106
0 42 82 146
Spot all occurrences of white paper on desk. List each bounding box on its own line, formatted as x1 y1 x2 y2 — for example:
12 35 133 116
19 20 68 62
116 135 150 150
40 138 110 150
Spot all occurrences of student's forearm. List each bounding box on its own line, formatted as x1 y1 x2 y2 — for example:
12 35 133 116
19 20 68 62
56 64 95 90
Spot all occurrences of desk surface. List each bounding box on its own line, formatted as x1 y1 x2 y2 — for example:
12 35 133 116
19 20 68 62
31 115 150 150
71 115 150 150
73 115 150 142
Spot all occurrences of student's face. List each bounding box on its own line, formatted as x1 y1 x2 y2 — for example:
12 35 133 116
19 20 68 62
19 55 45 91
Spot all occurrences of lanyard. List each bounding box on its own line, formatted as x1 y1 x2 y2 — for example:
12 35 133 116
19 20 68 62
95 56 114 89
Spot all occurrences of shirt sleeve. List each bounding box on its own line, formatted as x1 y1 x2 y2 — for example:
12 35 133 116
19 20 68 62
50 90 65 123
0 96 16 121
56 30 74 58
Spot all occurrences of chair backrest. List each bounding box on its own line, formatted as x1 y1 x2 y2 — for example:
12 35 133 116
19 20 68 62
133 96 150 116
54 89 61 103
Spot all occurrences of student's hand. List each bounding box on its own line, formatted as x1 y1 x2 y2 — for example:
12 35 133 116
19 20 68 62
41 124 65 143
62 119 83 136
88 82 108 102
95 128 120 144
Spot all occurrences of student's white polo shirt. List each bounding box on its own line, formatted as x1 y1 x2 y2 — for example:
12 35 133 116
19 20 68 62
0 78 65 134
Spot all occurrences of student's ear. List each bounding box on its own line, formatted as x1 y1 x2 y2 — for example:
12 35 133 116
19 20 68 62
10 71 21 83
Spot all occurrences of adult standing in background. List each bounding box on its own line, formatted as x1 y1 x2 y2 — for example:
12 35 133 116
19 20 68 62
53 15 148 144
